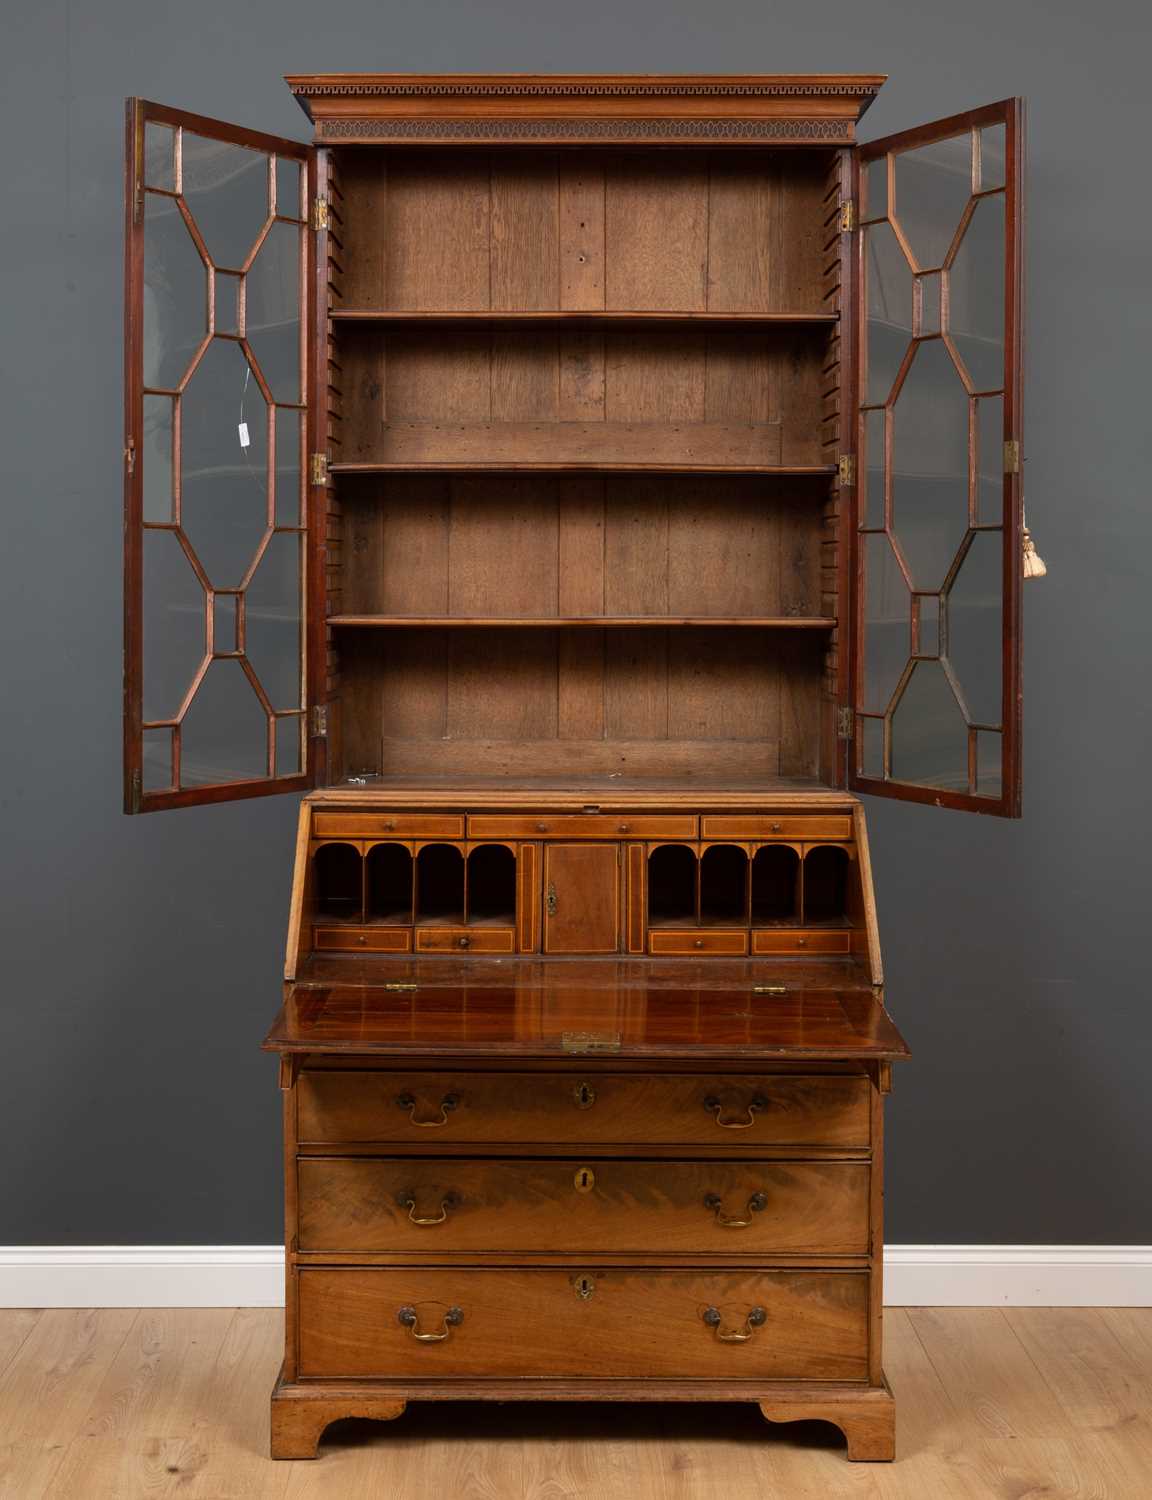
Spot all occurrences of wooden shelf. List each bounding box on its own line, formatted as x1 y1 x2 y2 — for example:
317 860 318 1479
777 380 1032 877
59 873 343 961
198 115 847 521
329 463 837 477
327 616 837 629
331 309 839 326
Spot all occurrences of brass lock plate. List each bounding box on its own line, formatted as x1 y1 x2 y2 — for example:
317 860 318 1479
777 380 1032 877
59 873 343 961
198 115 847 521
574 1166 596 1194
573 1273 596 1300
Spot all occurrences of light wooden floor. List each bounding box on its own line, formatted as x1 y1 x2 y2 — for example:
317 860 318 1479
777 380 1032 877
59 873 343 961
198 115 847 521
1 1307 1150 1498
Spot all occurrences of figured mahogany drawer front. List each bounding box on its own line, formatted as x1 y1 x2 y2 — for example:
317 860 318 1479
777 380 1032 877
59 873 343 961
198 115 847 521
751 931 852 955
314 927 412 953
413 928 516 954
313 814 465 840
297 1158 869 1256
649 930 749 956
297 1072 870 1148
297 1266 869 1380
467 814 696 840
701 816 853 841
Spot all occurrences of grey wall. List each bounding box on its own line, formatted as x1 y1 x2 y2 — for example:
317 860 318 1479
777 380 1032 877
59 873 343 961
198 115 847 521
2 0 1148 1246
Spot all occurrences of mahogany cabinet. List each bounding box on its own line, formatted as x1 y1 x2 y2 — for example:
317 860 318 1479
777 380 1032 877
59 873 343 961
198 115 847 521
122 73 1028 1463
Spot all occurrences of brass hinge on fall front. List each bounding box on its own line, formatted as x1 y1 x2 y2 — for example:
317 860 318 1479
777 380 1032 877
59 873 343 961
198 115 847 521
752 985 787 995
312 196 329 231
1004 439 1021 474
310 453 329 486
837 706 853 741
840 201 856 232
562 1031 622 1055
838 455 855 487
311 704 328 738
383 982 418 992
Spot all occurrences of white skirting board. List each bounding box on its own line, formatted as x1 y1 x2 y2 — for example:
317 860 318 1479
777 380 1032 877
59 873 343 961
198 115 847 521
0 1246 1149 1309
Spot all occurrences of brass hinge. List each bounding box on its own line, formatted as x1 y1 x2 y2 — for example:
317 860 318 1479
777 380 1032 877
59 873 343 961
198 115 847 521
840 201 856 232
312 196 329 231
383 982 418 992
1004 439 1021 474
562 1031 621 1054
129 768 142 813
310 452 328 486
752 984 787 995
837 454 855 487
311 703 328 738
837 705 853 741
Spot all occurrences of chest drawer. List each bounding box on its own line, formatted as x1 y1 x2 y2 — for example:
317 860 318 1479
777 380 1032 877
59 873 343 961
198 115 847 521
313 813 465 839
297 1157 869 1255
297 1071 870 1148
297 1266 869 1381
467 814 696 840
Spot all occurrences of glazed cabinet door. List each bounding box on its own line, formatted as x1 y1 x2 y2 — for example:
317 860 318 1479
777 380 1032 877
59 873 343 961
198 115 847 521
850 100 1024 816
123 100 317 811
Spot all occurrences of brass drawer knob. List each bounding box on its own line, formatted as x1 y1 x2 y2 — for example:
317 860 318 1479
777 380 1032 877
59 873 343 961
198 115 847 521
694 939 704 949
398 1191 458 1226
702 1305 766 1343
703 1191 768 1228
396 1092 459 1127
702 1094 767 1129
770 821 782 833
536 821 550 832
796 936 807 947
618 822 631 833
457 935 470 949
397 1304 463 1342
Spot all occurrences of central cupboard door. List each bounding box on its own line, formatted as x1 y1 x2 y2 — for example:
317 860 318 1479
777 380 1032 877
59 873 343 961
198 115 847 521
543 844 620 953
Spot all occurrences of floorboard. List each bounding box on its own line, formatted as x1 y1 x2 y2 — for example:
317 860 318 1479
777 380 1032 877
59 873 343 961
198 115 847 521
0 1308 1149 1498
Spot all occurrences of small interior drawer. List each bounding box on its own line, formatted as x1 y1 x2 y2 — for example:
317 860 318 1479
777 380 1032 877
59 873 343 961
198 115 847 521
467 814 697 840
414 927 515 954
648 930 749 956
313 926 412 953
313 813 465 840
297 1266 869 1381
751 930 851 955
701 816 853 840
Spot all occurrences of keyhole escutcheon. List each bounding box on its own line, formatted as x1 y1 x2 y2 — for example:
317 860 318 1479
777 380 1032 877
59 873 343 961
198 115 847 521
574 1165 596 1193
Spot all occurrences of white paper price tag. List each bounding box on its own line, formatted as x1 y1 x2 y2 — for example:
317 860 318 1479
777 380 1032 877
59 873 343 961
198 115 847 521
238 421 250 449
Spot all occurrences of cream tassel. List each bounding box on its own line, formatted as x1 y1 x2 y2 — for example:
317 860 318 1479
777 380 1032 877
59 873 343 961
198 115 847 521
1022 508 1046 579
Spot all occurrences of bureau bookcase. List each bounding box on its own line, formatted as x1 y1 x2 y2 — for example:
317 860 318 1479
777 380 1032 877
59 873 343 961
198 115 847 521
123 74 1027 1462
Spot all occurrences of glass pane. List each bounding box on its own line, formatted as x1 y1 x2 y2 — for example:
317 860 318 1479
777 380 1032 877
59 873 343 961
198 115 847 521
889 660 969 790
916 595 940 658
890 339 971 589
917 273 941 336
865 222 914 406
244 531 303 712
275 157 303 220
215 271 240 336
979 124 1006 192
244 220 302 403
976 395 1004 524
143 193 207 390
274 408 303 527
861 716 885 779
864 156 888 221
142 394 174 523
212 592 239 655
180 337 269 588
142 727 174 792
144 123 175 191
862 533 909 715
976 728 1003 798
948 193 1006 393
892 133 973 271
180 659 268 786
180 134 269 271
142 529 205 723
275 714 303 777
863 409 886 530
946 529 1003 727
